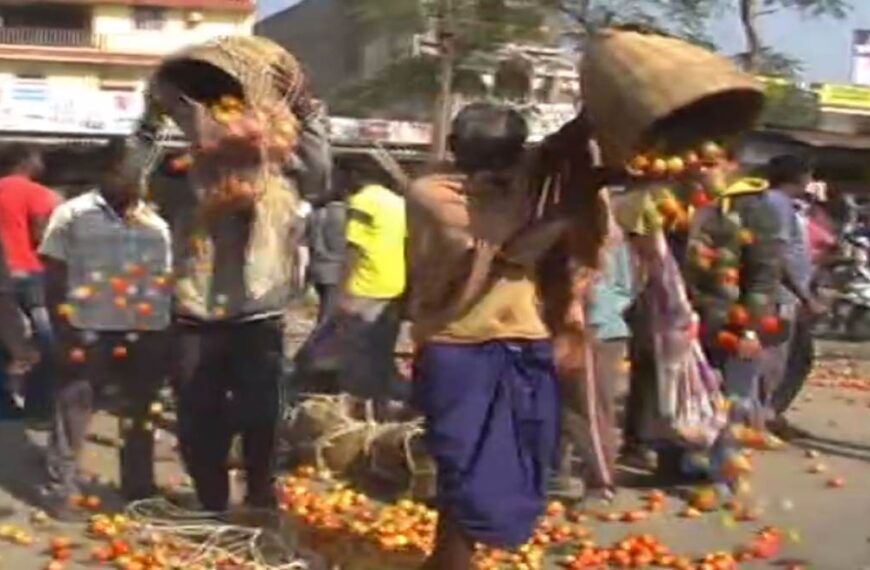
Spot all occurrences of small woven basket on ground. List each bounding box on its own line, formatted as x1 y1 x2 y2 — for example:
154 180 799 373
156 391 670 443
336 543 425 570
407 449 437 502
367 420 436 501
318 427 371 474
368 422 420 485
581 27 765 164
283 394 372 473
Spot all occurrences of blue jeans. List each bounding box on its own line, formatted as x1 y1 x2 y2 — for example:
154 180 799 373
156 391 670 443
11 273 55 417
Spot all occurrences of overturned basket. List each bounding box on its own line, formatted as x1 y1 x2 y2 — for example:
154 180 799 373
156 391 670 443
145 35 308 217
144 35 310 159
582 27 766 164
149 35 309 112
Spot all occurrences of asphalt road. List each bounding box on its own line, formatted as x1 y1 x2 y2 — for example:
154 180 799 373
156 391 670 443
0 336 866 569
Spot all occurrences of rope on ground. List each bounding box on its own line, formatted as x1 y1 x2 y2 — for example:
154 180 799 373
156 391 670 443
125 498 325 570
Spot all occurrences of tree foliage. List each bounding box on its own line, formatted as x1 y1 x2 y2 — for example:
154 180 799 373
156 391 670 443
334 0 716 115
333 0 849 118
759 79 820 129
735 0 849 75
555 0 719 47
349 0 553 56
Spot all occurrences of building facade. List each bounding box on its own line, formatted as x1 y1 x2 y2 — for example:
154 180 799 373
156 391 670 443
0 0 254 137
255 0 360 99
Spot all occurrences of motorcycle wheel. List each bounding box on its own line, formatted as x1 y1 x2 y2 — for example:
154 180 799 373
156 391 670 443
845 306 870 341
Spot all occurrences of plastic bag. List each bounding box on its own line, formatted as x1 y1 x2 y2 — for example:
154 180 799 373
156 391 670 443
643 231 727 447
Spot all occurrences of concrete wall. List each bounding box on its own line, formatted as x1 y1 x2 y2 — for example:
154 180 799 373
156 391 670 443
93 3 252 55
255 0 359 96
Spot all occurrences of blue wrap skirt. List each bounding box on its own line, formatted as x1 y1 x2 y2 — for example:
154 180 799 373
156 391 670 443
412 340 560 548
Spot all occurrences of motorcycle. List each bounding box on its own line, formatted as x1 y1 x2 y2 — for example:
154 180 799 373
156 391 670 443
820 234 870 340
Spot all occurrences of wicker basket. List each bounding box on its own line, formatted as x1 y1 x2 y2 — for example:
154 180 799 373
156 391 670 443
282 395 360 457
150 35 306 109
145 35 307 220
581 28 765 164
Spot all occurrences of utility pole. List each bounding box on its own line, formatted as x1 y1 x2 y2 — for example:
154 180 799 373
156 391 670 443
431 0 454 160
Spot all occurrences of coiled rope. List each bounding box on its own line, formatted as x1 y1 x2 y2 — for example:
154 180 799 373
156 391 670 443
125 498 326 570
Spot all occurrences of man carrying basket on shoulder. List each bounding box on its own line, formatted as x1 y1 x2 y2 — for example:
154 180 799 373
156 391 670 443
406 103 607 570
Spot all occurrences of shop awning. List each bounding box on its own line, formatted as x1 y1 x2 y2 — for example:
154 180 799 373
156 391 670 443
756 128 870 151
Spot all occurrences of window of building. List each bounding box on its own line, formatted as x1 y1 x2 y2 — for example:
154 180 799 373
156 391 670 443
0 4 90 29
99 80 137 92
11 75 48 103
133 6 166 31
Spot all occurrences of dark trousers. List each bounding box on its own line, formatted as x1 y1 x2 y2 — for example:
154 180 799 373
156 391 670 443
173 318 284 512
313 282 340 324
46 330 166 500
0 364 18 418
11 273 55 418
294 296 404 406
772 308 814 415
624 307 657 449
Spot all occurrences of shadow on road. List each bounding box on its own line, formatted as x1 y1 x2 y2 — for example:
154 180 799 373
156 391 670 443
792 435 870 464
0 421 50 508
773 421 870 463
0 420 122 514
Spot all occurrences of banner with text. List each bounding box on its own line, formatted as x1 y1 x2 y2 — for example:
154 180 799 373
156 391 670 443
0 78 145 135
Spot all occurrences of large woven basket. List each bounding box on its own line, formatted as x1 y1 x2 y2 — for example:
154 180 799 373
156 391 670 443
582 28 765 164
149 35 306 110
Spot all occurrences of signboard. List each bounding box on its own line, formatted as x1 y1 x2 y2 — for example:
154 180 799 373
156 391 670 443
757 76 820 129
0 83 571 146
330 106 578 146
817 83 870 110
0 78 145 135
756 75 870 117
329 117 431 145
852 30 870 86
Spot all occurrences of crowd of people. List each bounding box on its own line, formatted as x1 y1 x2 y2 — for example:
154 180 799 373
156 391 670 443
297 106 831 570
0 102 834 570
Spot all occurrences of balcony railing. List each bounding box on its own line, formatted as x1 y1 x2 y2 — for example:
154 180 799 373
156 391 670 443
0 26 100 49
0 26 253 58
0 0 254 10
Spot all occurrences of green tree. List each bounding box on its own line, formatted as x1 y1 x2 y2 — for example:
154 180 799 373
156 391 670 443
735 0 849 75
556 0 719 47
335 0 556 109
759 78 820 128
335 0 718 155
337 0 564 154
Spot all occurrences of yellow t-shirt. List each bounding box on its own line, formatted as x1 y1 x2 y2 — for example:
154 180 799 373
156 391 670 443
346 184 407 299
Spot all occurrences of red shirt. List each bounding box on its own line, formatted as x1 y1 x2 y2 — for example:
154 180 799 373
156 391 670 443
0 175 59 272
806 213 835 264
